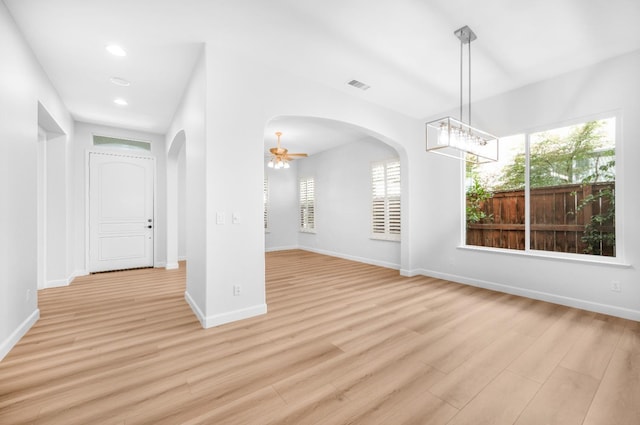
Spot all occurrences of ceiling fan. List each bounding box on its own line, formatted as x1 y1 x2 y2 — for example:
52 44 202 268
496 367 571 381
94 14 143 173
267 131 308 169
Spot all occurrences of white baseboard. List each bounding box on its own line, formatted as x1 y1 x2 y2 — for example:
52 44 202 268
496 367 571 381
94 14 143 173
165 263 180 270
400 269 414 277
0 309 39 362
44 270 85 289
185 290 206 327
411 268 640 322
265 245 299 253
202 304 267 328
45 278 69 289
155 261 166 268
266 246 400 271
299 246 400 270
184 291 267 329
178 255 187 261
73 269 89 277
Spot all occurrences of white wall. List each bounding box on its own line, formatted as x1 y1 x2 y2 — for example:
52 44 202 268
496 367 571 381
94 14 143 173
170 42 640 331
178 143 187 260
416 49 640 320
44 132 70 287
0 1 73 360
196 42 640 327
168 41 417 328
296 138 401 269
72 122 167 272
166 49 208 322
265 161 299 251
178 42 416 328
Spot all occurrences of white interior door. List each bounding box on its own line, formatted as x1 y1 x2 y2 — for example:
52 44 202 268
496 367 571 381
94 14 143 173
89 152 154 272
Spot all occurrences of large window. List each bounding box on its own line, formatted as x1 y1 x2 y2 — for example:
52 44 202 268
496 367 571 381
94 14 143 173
371 159 401 240
299 177 315 232
466 117 616 257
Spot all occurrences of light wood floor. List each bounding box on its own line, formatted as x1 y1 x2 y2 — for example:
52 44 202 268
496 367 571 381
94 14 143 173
1 250 639 425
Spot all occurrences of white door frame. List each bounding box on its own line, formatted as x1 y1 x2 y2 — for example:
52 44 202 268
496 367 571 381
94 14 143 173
37 101 68 288
85 149 157 273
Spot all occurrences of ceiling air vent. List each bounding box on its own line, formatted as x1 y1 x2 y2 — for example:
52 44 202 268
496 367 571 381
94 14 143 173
347 79 371 91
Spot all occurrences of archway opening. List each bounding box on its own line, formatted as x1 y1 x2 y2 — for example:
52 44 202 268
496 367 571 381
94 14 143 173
167 130 186 271
37 101 67 290
263 115 406 271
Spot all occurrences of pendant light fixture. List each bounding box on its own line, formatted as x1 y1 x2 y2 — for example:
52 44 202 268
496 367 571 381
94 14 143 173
426 25 498 163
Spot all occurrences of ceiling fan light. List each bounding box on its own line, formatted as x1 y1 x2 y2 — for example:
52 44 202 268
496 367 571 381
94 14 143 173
267 132 305 170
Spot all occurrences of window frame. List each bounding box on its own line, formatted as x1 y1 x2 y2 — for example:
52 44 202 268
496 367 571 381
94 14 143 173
462 112 624 265
371 158 401 242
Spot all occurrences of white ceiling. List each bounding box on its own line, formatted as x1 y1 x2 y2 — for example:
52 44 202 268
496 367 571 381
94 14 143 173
5 0 640 152
264 116 374 157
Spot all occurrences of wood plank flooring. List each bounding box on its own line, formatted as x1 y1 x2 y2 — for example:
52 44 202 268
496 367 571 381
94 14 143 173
1 249 639 424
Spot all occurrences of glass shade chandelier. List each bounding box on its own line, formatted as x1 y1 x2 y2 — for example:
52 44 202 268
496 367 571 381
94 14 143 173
267 158 290 169
426 25 499 163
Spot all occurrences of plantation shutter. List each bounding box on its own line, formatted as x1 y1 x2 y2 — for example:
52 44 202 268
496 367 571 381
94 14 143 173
371 164 387 235
263 178 269 230
387 161 401 236
371 160 401 240
299 177 315 232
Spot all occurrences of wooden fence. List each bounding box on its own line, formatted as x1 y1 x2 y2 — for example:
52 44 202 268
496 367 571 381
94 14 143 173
467 182 615 256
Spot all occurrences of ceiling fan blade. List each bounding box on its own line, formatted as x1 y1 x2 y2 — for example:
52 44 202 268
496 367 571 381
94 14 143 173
286 153 308 157
269 147 288 155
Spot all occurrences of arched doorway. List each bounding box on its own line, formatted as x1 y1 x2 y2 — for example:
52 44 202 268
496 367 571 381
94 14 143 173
37 101 67 289
166 130 186 270
263 115 408 271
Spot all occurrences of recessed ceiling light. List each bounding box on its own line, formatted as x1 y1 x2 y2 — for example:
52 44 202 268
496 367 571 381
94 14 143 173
109 77 131 87
113 98 128 106
106 44 127 57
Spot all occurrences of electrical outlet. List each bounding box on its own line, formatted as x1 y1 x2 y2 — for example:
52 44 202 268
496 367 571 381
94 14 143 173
233 285 241 296
611 281 621 292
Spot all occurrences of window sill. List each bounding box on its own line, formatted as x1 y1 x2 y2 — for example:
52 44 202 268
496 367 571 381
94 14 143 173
370 235 401 242
457 245 631 268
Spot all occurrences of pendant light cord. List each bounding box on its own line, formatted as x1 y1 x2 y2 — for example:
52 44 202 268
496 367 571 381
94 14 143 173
459 28 473 126
459 35 463 122
468 36 471 127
